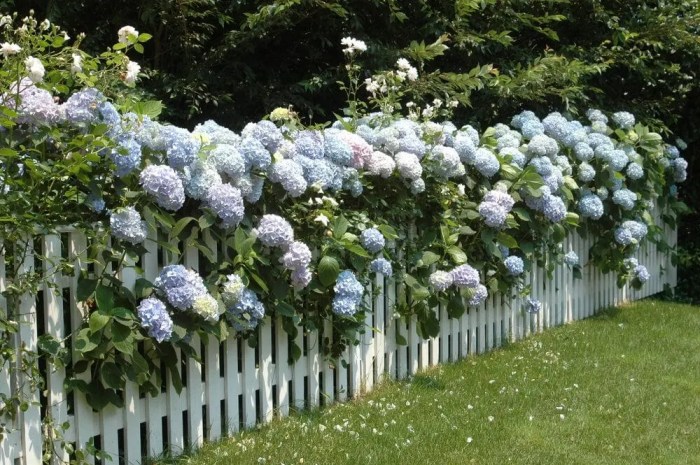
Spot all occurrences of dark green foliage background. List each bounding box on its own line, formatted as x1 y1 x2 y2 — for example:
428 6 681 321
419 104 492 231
5 0 700 299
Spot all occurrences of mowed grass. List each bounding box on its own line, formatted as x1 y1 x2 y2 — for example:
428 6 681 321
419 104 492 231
161 300 700 465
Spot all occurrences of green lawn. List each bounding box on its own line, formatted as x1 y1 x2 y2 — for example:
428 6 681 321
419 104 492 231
157 299 700 465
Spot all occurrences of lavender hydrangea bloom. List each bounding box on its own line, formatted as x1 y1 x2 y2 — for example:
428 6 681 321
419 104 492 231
110 136 142 177
451 264 480 288
186 161 223 200
524 297 542 314
291 267 313 289
468 284 488 307
8 80 64 125
281 241 312 270
238 137 272 171
193 119 241 146
634 265 650 283
110 207 147 244
429 270 454 292
332 270 364 316
473 148 500 177
360 228 385 253
578 194 604 220
366 151 396 178
255 214 294 248
294 130 325 159
205 183 245 228
612 189 636 210
504 256 524 276
63 87 104 124
137 297 173 343
370 258 393 277
268 159 308 197
564 251 579 266
241 120 283 152
139 164 186 211
162 125 200 169
156 266 208 311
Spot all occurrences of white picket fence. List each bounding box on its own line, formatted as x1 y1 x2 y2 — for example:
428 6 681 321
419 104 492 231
0 215 677 465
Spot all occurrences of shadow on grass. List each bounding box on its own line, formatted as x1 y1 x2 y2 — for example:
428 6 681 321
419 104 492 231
410 373 447 391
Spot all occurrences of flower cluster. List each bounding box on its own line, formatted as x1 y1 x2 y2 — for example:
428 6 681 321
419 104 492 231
137 297 173 343
360 228 385 254
478 189 515 228
332 270 364 316
154 265 219 321
224 278 266 332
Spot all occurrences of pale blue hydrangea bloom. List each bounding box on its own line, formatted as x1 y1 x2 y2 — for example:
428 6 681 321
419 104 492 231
429 146 465 179
573 142 594 162
110 136 142 177
504 256 524 276
524 297 542 314
360 228 385 253
612 111 635 129
468 284 488 307
478 189 515 228
429 270 453 292
63 87 104 124
291 267 313 289
502 147 527 169
323 129 354 166
451 264 480 288
296 156 342 190
597 187 609 200
281 241 312 271
623 257 639 270
10 80 65 125
510 110 536 129
255 214 294 248
244 174 265 203
221 274 245 308
626 162 644 180
454 131 478 164
410 177 426 194
162 125 200 169
586 109 608 124
186 160 222 200
554 155 572 176
398 135 427 159
494 123 511 138
577 162 596 183
395 152 423 180
207 144 246 179
578 193 604 220
634 265 649 283
193 119 241 146
672 158 687 182
205 183 245 228
237 137 271 172
497 133 521 150
227 288 265 331
98 101 121 134
529 156 554 177
543 169 564 192
521 119 545 139
355 124 377 145
294 130 325 159
366 151 396 178
622 220 648 241
137 297 173 343
110 206 147 244
370 258 393 277
591 120 608 134
614 227 635 246
268 159 308 197
541 194 567 222
527 134 558 158
612 189 636 210
242 120 283 152
155 265 208 311
473 148 500 177
332 270 364 317
139 164 185 211
564 251 579 266
665 145 680 159
608 150 629 171
86 193 106 213
586 132 613 149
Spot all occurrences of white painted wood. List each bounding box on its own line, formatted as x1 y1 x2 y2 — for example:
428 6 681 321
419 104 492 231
223 337 239 434
306 328 320 406
292 327 305 409
259 320 274 421
374 274 386 380
322 320 334 404
275 317 290 416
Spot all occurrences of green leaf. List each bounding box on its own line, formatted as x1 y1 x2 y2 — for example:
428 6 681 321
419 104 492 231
76 276 98 302
89 312 110 333
377 224 399 240
421 251 441 267
318 256 340 287
395 332 408 346
333 215 349 239
276 301 296 317
170 217 196 239
100 362 123 390
343 242 371 258
447 294 465 318
95 284 114 311
512 207 531 222
496 232 518 249
447 245 468 264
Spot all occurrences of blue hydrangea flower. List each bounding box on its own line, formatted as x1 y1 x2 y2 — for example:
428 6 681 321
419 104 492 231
332 270 364 317
541 194 567 222
626 162 644 180
241 120 283 152
324 129 354 166
608 150 629 171
577 162 596 183
63 87 104 124
245 174 265 203
86 193 106 213
255 214 294 248
429 146 465 179
269 159 308 197
238 137 272 171
162 125 200 169
207 144 246 179
366 151 396 178
360 228 385 254
473 148 500 178
155 265 208 311
355 124 377 145
281 241 312 270
205 183 245 228
397 135 427 159
291 267 312 289
110 207 147 244
193 119 241 146
185 160 223 200
221 274 245 308
524 297 542 314
578 194 604 220
478 201 508 228
614 227 635 246
500 147 526 168
672 158 687 182
454 131 477 163
612 111 635 129
137 297 173 343
139 164 186 211
109 136 142 177
586 109 608 124
573 142 594 162
504 256 524 276
634 265 649 283
227 288 266 331
296 156 342 190
527 134 558 158
370 258 393 277
597 187 609 200
468 284 488 307
410 177 426 194
429 270 454 292
521 119 545 139
294 130 325 159
11 80 65 125
529 157 554 177
564 251 579 266
612 189 636 210
510 110 536 129
451 264 480 288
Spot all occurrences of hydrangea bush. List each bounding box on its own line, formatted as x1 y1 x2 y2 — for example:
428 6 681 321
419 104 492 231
0 20 688 421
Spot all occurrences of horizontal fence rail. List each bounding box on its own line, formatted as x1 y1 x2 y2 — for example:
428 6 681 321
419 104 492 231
0 214 677 465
